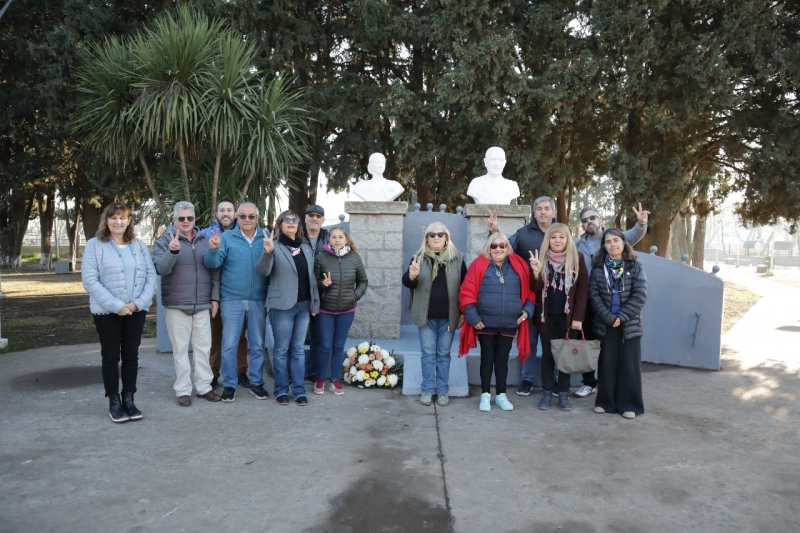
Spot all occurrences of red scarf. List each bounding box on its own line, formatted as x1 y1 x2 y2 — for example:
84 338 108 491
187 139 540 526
457 254 537 362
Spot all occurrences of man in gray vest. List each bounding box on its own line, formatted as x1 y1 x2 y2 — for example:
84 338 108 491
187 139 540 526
153 201 222 405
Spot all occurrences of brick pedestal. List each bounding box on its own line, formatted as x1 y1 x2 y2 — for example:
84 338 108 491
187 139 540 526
463 204 531 264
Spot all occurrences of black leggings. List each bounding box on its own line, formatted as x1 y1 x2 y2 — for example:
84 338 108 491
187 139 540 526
478 334 514 394
93 311 147 397
540 313 572 393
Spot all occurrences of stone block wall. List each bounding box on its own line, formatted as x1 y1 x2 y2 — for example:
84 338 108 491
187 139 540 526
463 204 531 263
345 201 407 339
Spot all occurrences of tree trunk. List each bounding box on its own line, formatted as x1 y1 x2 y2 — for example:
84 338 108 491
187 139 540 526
1 194 35 268
287 165 310 215
240 171 254 202
556 187 568 224
634 218 670 257
308 165 319 207
64 196 80 268
211 144 222 224
691 213 707 269
82 200 103 243
177 137 191 201
37 188 56 271
138 149 166 219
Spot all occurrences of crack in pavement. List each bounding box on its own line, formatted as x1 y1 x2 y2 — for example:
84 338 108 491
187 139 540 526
433 400 456 533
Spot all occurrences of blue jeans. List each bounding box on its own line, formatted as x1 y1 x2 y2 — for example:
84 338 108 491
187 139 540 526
315 311 355 381
220 299 266 389
306 314 320 379
418 318 454 394
520 320 541 383
270 300 311 398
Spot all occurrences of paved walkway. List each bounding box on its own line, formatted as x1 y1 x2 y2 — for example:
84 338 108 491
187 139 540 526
0 265 798 532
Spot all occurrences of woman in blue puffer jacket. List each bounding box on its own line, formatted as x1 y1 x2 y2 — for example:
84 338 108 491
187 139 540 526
82 202 157 424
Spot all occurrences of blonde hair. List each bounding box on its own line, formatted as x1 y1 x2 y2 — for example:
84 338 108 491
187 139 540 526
415 222 458 257
481 232 512 258
538 223 581 281
328 226 359 253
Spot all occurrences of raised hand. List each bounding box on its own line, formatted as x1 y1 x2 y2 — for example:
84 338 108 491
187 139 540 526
208 228 221 250
263 231 274 254
528 250 541 277
322 272 332 287
408 254 421 280
486 209 499 233
168 231 181 251
632 202 650 225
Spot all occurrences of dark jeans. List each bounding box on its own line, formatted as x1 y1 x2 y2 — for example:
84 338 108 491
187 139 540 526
478 334 514 394
596 328 644 414
306 313 320 380
540 313 572 393
209 309 248 377
93 311 147 397
315 311 356 381
581 304 599 388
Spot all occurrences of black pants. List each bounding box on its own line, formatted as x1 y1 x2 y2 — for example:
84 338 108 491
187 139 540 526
581 304 599 388
93 311 147 397
478 334 514 394
540 313 572 393
595 327 644 414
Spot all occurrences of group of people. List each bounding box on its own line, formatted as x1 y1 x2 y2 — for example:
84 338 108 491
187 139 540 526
81 195 648 424
405 196 649 418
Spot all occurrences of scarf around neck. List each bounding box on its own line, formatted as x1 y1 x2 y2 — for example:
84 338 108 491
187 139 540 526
541 249 574 319
424 247 452 279
605 254 625 279
323 242 350 257
279 234 303 256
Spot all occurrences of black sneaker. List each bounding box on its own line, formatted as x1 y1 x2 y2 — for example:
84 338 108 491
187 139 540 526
221 387 236 403
250 384 269 400
211 376 219 389
295 395 309 406
238 372 251 388
276 394 289 406
517 380 533 396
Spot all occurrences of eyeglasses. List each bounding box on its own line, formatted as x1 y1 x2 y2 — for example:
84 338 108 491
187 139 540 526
282 217 301 224
427 232 446 239
238 214 257 220
490 242 507 250
580 215 599 223
306 213 324 219
176 216 195 223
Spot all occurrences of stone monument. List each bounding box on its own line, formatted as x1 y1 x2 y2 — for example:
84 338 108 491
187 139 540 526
466 146 520 205
351 153 404 202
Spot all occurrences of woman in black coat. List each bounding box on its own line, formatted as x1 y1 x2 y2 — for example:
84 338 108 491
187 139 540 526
588 228 648 419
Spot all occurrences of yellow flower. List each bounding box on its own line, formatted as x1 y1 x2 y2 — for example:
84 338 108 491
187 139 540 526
371 371 379 379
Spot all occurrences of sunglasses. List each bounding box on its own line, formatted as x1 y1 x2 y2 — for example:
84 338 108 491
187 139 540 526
306 213 324 219
238 214 257 220
580 215 599 223
490 242 507 250
427 232 446 239
176 216 195 223
282 217 301 224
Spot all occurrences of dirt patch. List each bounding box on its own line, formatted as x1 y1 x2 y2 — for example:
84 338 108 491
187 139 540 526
723 281 761 334
0 265 156 353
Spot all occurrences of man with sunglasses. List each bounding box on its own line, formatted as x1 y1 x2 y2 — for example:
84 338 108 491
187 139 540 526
201 198 250 389
301 204 329 382
153 201 221 405
573 203 649 398
204 203 271 403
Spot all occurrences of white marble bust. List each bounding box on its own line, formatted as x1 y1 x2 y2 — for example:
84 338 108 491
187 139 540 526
351 153 404 202
466 147 520 205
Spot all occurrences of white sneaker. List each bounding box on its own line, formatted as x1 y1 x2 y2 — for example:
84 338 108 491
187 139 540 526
495 393 514 411
479 393 491 412
575 385 597 398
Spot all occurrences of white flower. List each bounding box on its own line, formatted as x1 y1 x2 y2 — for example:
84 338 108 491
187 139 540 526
357 342 370 353
347 347 357 357
372 360 384 371
380 349 390 358
364 379 376 387
349 366 357 376
377 376 386 387
370 344 380 352
343 373 352 384
357 354 370 365
384 356 395 369
387 374 399 387
355 370 366 381
343 358 351 368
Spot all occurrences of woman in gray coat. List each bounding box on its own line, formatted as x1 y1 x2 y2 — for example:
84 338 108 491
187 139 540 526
255 210 320 406
313 227 368 396
81 202 157 423
588 228 648 419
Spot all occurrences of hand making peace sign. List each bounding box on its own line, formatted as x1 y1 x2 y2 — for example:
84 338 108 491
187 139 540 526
208 228 221 250
408 254 421 280
486 209 499 233
528 250 542 277
322 271 332 287
632 202 650 225
167 231 181 252
263 232 274 254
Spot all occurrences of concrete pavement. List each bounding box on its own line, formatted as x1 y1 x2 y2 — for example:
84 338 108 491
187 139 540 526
1 266 798 532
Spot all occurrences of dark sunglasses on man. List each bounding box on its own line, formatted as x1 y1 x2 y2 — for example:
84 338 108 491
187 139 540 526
580 215 599 223
176 216 195 223
306 213 324 219
238 214 257 220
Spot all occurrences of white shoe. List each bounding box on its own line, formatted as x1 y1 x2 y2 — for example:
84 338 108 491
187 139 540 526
495 393 514 411
479 393 491 412
575 385 597 398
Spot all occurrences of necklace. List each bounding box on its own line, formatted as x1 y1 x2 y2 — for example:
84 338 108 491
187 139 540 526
494 262 505 284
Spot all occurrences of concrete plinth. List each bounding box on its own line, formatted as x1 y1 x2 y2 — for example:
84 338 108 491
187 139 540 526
345 201 407 340
463 203 531 263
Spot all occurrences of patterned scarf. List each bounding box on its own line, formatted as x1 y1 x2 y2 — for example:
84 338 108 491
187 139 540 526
279 234 303 256
540 249 574 319
424 247 452 279
605 254 625 280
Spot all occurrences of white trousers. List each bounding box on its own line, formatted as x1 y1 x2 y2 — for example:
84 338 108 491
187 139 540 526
165 308 213 396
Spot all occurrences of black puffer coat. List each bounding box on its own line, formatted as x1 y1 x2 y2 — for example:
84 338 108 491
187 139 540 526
588 260 647 340
314 245 368 312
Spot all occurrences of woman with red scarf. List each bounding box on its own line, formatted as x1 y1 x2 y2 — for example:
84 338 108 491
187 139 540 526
530 223 588 412
459 232 536 412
